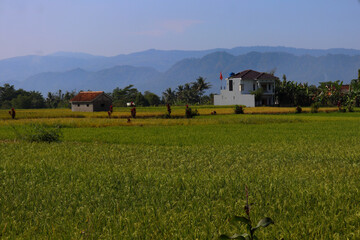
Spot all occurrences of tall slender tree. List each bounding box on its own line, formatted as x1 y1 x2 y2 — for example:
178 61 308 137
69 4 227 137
162 88 176 104
194 76 212 104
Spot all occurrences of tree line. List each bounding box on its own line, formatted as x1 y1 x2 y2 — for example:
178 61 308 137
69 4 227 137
1 70 359 109
111 76 212 106
0 84 77 109
275 69 360 107
0 76 212 109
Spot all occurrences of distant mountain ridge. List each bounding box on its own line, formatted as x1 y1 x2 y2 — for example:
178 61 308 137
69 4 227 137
161 51 360 93
20 65 162 94
1 46 360 84
12 51 360 95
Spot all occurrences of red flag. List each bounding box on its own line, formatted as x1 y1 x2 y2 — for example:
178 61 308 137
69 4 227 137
220 72 223 81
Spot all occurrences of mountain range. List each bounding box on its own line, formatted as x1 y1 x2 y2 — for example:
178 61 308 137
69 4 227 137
1 46 360 95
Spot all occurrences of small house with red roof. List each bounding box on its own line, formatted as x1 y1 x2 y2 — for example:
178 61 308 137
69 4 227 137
214 69 278 107
69 91 112 112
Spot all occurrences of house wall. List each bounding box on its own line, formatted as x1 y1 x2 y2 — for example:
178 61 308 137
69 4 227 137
214 77 275 107
93 95 112 112
257 96 275 106
227 78 256 94
214 92 255 107
71 102 94 112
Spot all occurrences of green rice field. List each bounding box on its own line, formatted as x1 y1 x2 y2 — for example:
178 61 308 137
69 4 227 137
1 107 360 239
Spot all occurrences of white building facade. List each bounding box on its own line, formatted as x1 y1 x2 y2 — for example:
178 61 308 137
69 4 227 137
214 70 277 107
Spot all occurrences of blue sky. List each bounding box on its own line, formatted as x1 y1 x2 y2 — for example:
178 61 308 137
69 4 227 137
0 0 359 59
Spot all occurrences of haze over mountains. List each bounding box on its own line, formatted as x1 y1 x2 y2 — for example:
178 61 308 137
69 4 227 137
1 46 360 95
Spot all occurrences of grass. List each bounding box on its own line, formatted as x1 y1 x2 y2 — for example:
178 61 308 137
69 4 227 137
1 108 360 239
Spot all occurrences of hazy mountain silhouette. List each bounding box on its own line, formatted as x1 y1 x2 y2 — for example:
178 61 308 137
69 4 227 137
19 66 161 94
13 51 360 95
161 52 360 93
1 46 360 84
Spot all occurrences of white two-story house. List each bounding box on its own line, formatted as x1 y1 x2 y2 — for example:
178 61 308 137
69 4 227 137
214 69 277 107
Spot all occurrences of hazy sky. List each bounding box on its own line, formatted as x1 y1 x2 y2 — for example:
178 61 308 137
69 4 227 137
0 0 360 60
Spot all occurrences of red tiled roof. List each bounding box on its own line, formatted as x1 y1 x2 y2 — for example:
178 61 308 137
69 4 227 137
341 85 350 90
230 69 278 81
327 85 350 92
70 91 104 102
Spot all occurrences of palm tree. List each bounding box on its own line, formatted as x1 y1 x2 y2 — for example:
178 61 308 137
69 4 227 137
162 88 176 104
194 76 212 104
176 85 185 103
184 83 195 104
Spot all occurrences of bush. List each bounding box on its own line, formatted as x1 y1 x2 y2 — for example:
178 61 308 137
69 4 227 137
185 106 199 118
347 104 354 112
310 102 320 113
12 123 63 143
295 106 302 114
234 105 244 114
346 99 354 112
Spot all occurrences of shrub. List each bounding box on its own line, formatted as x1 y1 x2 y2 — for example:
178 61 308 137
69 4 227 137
295 106 302 114
345 98 354 112
234 105 244 114
12 123 63 143
185 105 199 118
347 104 354 112
310 102 320 113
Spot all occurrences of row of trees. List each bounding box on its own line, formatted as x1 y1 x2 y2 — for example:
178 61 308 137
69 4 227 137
2 70 359 109
112 77 212 106
112 85 161 107
0 76 213 109
0 84 77 109
162 77 212 105
275 69 360 107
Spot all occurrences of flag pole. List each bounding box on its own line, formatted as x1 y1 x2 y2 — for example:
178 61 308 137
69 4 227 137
220 72 223 91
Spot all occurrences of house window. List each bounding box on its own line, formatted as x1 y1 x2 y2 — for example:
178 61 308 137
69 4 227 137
87 104 89 107
268 84 271 91
229 80 233 91
77 104 80 107
101 103 105 108
253 84 256 91
239 84 244 92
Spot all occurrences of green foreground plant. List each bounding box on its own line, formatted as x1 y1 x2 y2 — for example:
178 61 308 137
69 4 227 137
11 123 62 143
220 186 274 240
